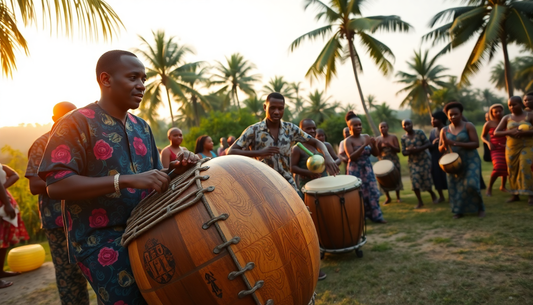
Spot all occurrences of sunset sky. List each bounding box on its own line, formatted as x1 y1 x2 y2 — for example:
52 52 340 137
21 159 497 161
0 0 522 128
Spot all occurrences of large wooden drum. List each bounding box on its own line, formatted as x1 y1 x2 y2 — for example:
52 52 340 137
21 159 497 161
301 176 365 253
373 160 400 190
439 152 462 174
122 156 320 305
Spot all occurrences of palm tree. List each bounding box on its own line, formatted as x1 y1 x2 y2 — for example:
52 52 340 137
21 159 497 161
396 49 450 118
175 63 211 126
262 76 294 100
478 88 503 110
373 103 399 127
491 56 533 93
212 53 261 109
340 103 358 115
243 95 264 120
0 0 123 77
135 30 199 127
423 0 533 97
366 95 379 110
301 90 338 124
290 0 412 135
289 81 306 115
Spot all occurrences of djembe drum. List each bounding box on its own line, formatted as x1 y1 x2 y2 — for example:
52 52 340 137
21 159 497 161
122 156 320 305
439 152 462 174
301 176 366 255
373 160 400 190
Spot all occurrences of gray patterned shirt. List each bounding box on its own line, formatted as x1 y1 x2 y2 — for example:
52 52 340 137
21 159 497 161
235 119 313 189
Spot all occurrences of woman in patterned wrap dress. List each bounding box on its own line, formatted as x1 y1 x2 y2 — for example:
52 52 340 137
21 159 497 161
494 96 533 205
440 102 485 218
344 112 386 223
401 119 438 209
376 122 403 204
481 104 508 196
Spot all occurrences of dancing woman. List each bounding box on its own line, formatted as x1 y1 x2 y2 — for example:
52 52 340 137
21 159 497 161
481 104 508 196
429 111 448 202
376 122 403 203
494 96 533 205
439 102 485 218
344 112 386 223
401 119 438 208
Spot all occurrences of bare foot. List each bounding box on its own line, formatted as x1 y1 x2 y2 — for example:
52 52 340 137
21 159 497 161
414 203 424 209
0 279 13 289
437 197 445 203
478 211 486 218
499 187 508 193
453 214 463 219
376 219 388 224
383 197 391 204
0 271 20 278
396 199 403 203
485 190 492 197
506 195 520 203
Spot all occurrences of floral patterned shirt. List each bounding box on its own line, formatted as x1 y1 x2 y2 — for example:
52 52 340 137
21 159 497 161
234 119 312 189
25 131 64 230
38 102 162 263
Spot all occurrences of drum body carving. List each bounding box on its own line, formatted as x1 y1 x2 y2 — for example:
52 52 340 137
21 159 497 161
373 160 400 190
123 156 320 305
439 153 462 174
302 176 365 253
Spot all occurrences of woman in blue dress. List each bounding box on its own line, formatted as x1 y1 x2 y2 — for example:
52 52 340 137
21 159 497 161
344 111 386 223
194 135 217 159
439 102 485 218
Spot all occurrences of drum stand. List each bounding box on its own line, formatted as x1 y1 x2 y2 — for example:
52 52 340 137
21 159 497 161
316 190 367 258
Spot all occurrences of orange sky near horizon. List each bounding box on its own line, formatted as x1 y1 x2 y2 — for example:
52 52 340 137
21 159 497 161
0 0 520 128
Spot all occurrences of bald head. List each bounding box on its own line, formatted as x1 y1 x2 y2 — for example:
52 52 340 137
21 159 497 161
510 96 523 104
167 127 182 139
52 102 77 122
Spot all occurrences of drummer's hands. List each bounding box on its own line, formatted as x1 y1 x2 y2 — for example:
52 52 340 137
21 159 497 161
124 170 170 193
170 151 200 176
258 146 280 158
324 155 340 176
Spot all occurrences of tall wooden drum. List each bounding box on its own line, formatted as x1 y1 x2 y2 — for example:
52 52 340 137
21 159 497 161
122 156 320 305
302 176 366 254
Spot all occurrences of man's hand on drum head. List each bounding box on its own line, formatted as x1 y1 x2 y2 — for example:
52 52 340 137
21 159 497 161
169 151 200 176
324 156 339 176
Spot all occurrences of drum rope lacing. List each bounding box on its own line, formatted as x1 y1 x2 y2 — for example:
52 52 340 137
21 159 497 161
121 159 273 305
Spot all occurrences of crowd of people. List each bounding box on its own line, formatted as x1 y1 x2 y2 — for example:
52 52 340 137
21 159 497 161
1 49 532 305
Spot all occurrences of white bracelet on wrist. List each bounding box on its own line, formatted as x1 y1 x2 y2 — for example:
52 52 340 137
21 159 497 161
114 173 121 195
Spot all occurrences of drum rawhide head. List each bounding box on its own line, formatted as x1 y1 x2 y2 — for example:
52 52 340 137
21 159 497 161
373 160 394 175
303 175 361 194
439 153 459 165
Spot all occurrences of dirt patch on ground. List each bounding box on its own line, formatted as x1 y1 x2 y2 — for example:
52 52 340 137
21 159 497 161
1 262 57 304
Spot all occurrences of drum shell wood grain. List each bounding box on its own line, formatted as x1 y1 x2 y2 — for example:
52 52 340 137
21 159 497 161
304 188 363 250
127 156 320 305
439 153 462 174
373 160 400 190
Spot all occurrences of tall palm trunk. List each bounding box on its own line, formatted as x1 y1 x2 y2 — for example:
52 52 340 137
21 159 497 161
165 85 176 127
191 95 200 126
233 86 241 109
423 83 433 120
501 33 514 98
348 40 379 136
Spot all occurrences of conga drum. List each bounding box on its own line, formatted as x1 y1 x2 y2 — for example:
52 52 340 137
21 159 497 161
373 160 400 190
122 156 320 305
439 152 462 174
301 176 366 255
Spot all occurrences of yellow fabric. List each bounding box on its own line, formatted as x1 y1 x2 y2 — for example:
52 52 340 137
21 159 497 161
506 116 533 195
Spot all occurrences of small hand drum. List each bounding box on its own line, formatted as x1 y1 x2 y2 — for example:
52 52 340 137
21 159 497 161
373 160 400 190
439 152 462 174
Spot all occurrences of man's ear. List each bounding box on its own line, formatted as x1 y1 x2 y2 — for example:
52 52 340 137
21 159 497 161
99 72 112 87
